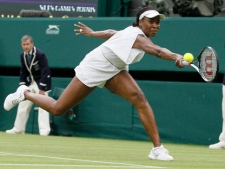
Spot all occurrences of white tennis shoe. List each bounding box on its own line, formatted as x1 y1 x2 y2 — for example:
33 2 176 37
209 141 225 149
148 145 173 161
4 85 30 111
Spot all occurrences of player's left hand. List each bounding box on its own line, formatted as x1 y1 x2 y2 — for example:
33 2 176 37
74 22 94 36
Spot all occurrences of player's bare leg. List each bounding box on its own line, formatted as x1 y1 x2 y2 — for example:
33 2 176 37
105 70 173 161
25 77 95 116
105 70 160 147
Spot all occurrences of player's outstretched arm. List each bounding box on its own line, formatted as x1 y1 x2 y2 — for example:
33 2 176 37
74 22 117 40
133 35 184 68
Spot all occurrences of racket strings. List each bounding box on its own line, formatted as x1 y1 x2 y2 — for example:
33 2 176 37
199 51 218 81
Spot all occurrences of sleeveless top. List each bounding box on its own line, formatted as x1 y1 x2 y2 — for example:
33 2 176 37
99 26 145 68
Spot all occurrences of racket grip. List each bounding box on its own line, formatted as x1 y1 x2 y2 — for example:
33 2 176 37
182 61 191 66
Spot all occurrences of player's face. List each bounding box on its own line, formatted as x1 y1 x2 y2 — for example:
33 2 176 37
21 39 34 53
139 16 160 37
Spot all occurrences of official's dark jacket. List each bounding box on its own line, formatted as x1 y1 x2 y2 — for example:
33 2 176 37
19 47 51 91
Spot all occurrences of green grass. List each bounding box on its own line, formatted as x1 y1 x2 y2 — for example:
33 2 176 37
0 132 224 169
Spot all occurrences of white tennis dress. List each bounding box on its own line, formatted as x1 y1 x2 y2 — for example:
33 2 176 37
75 26 145 88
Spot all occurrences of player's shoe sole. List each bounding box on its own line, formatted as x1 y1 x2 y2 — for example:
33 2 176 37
4 85 30 111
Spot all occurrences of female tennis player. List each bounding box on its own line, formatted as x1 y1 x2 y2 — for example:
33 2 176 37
4 7 184 161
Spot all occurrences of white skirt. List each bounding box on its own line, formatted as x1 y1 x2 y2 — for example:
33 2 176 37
74 47 128 88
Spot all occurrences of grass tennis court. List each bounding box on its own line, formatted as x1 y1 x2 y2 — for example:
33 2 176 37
0 132 224 169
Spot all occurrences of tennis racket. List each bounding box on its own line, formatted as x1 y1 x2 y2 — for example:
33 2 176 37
182 46 219 82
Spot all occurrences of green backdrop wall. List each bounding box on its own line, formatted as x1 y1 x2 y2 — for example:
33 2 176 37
0 17 224 72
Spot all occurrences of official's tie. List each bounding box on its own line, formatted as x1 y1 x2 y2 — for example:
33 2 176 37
27 54 31 65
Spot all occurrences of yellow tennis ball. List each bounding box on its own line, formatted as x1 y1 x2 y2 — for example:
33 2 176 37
183 53 194 62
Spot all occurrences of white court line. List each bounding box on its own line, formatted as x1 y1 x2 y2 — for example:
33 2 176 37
0 164 162 168
0 152 165 169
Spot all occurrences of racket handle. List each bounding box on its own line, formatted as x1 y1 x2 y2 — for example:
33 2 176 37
182 61 191 66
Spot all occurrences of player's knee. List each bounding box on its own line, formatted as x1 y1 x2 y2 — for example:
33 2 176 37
52 107 68 116
51 102 65 116
52 109 64 116
130 90 147 106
